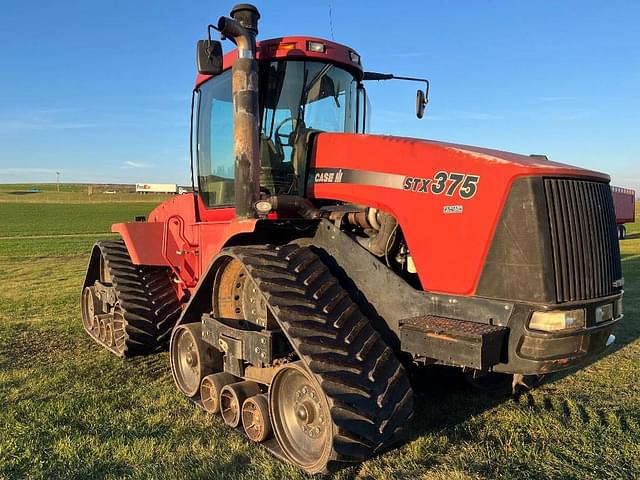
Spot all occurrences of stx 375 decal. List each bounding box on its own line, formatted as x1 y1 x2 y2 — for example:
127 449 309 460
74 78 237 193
310 168 480 200
403 172 480 199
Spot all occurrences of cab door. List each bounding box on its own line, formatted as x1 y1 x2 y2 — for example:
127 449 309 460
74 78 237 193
193 69 248 271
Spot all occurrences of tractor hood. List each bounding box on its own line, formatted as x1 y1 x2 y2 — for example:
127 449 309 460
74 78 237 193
307 132 611 296
308 132 609 187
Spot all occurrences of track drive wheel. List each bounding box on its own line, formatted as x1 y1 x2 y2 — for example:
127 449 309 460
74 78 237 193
270 362 333 474
170 323 222 397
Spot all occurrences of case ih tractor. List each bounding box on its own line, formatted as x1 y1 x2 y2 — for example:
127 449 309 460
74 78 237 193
81 4 624 474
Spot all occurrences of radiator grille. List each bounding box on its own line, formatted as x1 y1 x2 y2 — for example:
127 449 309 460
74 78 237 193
544 178 622 303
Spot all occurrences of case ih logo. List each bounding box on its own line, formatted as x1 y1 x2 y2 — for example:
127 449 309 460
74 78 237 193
314 169 344 183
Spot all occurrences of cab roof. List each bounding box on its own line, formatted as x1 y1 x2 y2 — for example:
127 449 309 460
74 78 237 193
195 36 363 87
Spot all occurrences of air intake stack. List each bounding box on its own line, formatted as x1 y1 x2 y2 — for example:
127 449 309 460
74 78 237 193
217 4 261 219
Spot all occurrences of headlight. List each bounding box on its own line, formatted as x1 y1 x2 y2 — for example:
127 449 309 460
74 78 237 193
529 309 585 332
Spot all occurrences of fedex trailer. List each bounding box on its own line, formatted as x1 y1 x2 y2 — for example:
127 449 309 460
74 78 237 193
135 183 178 194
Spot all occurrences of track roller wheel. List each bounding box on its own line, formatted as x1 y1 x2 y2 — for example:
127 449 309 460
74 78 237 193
242 393 272 443
170 323 221 397
81 287 99 331
98 317 107 342
200 372 236 414
219 381 261 428
104 322 114 347
269 362 332 473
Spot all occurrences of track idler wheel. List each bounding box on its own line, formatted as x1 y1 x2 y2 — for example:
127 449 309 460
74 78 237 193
242 393 272 443
200 372 236 414
170 323 222 397
219 381 261 428
269 362 332 473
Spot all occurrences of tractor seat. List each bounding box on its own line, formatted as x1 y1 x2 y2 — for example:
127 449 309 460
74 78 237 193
260 134 294 194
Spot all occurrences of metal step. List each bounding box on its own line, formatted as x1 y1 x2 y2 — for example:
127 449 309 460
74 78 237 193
399 315 508 370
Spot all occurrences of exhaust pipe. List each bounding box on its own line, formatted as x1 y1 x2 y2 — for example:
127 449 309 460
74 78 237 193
217 4 261 219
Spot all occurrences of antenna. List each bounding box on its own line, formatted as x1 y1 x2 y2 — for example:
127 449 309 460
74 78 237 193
328 1 335 40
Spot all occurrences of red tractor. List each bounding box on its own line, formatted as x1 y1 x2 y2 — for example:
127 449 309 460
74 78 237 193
81 5 624 474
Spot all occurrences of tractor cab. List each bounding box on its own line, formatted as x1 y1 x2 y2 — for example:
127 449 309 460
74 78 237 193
194 37 368 208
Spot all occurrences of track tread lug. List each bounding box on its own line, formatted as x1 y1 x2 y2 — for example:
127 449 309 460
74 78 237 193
222 244 413 474
82 240 181 356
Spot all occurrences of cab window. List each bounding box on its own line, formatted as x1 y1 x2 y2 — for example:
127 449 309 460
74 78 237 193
197 70 234 207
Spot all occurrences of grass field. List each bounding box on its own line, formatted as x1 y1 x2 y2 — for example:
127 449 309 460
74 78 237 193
0 190 638 480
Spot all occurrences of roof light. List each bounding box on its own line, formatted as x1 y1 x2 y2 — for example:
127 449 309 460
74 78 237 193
278 42 296 50
349 51 361 64
307 41 325 53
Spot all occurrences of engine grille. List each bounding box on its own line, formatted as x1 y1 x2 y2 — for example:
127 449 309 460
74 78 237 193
544 178 622 303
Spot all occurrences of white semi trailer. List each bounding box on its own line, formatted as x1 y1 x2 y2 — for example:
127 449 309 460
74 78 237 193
135 183 177 194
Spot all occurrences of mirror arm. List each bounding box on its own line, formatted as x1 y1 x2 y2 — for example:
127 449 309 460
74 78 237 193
207 24 220 41
362 72 430 101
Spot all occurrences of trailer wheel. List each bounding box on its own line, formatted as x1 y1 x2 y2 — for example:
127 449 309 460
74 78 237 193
618 225 626 240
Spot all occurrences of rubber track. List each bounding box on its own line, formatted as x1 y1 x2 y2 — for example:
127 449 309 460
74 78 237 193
227 244 414 474
94 240 181 356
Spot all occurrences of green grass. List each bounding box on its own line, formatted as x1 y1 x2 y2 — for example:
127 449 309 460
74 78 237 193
0 183 174 204
0 198 638 480
0 203 157 238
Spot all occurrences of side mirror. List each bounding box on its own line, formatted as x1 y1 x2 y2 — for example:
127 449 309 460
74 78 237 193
196 40 223 75
416 89 427 119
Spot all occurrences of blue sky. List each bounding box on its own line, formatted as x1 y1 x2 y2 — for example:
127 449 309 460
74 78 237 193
0 1 638 191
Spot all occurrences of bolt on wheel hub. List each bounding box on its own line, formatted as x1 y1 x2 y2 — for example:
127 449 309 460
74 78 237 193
293 386 325 438
270 362 333 471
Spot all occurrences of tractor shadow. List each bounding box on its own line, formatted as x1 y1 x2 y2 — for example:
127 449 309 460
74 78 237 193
406 365 511 439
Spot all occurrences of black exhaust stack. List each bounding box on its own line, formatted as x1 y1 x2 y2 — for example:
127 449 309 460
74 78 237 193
217 4 260 219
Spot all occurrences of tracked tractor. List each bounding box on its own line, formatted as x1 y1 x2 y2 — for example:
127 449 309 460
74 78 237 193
81 4 624 474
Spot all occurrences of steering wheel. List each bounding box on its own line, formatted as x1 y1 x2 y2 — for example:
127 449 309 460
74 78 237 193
273 117 298 156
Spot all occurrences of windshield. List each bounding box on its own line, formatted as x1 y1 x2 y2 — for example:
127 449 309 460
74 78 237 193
258 60 357 195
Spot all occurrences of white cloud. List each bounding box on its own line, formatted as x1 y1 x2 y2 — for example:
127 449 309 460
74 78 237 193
121 161 153 169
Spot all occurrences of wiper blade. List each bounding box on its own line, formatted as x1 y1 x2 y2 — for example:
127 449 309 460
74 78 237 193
302 63 333 103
